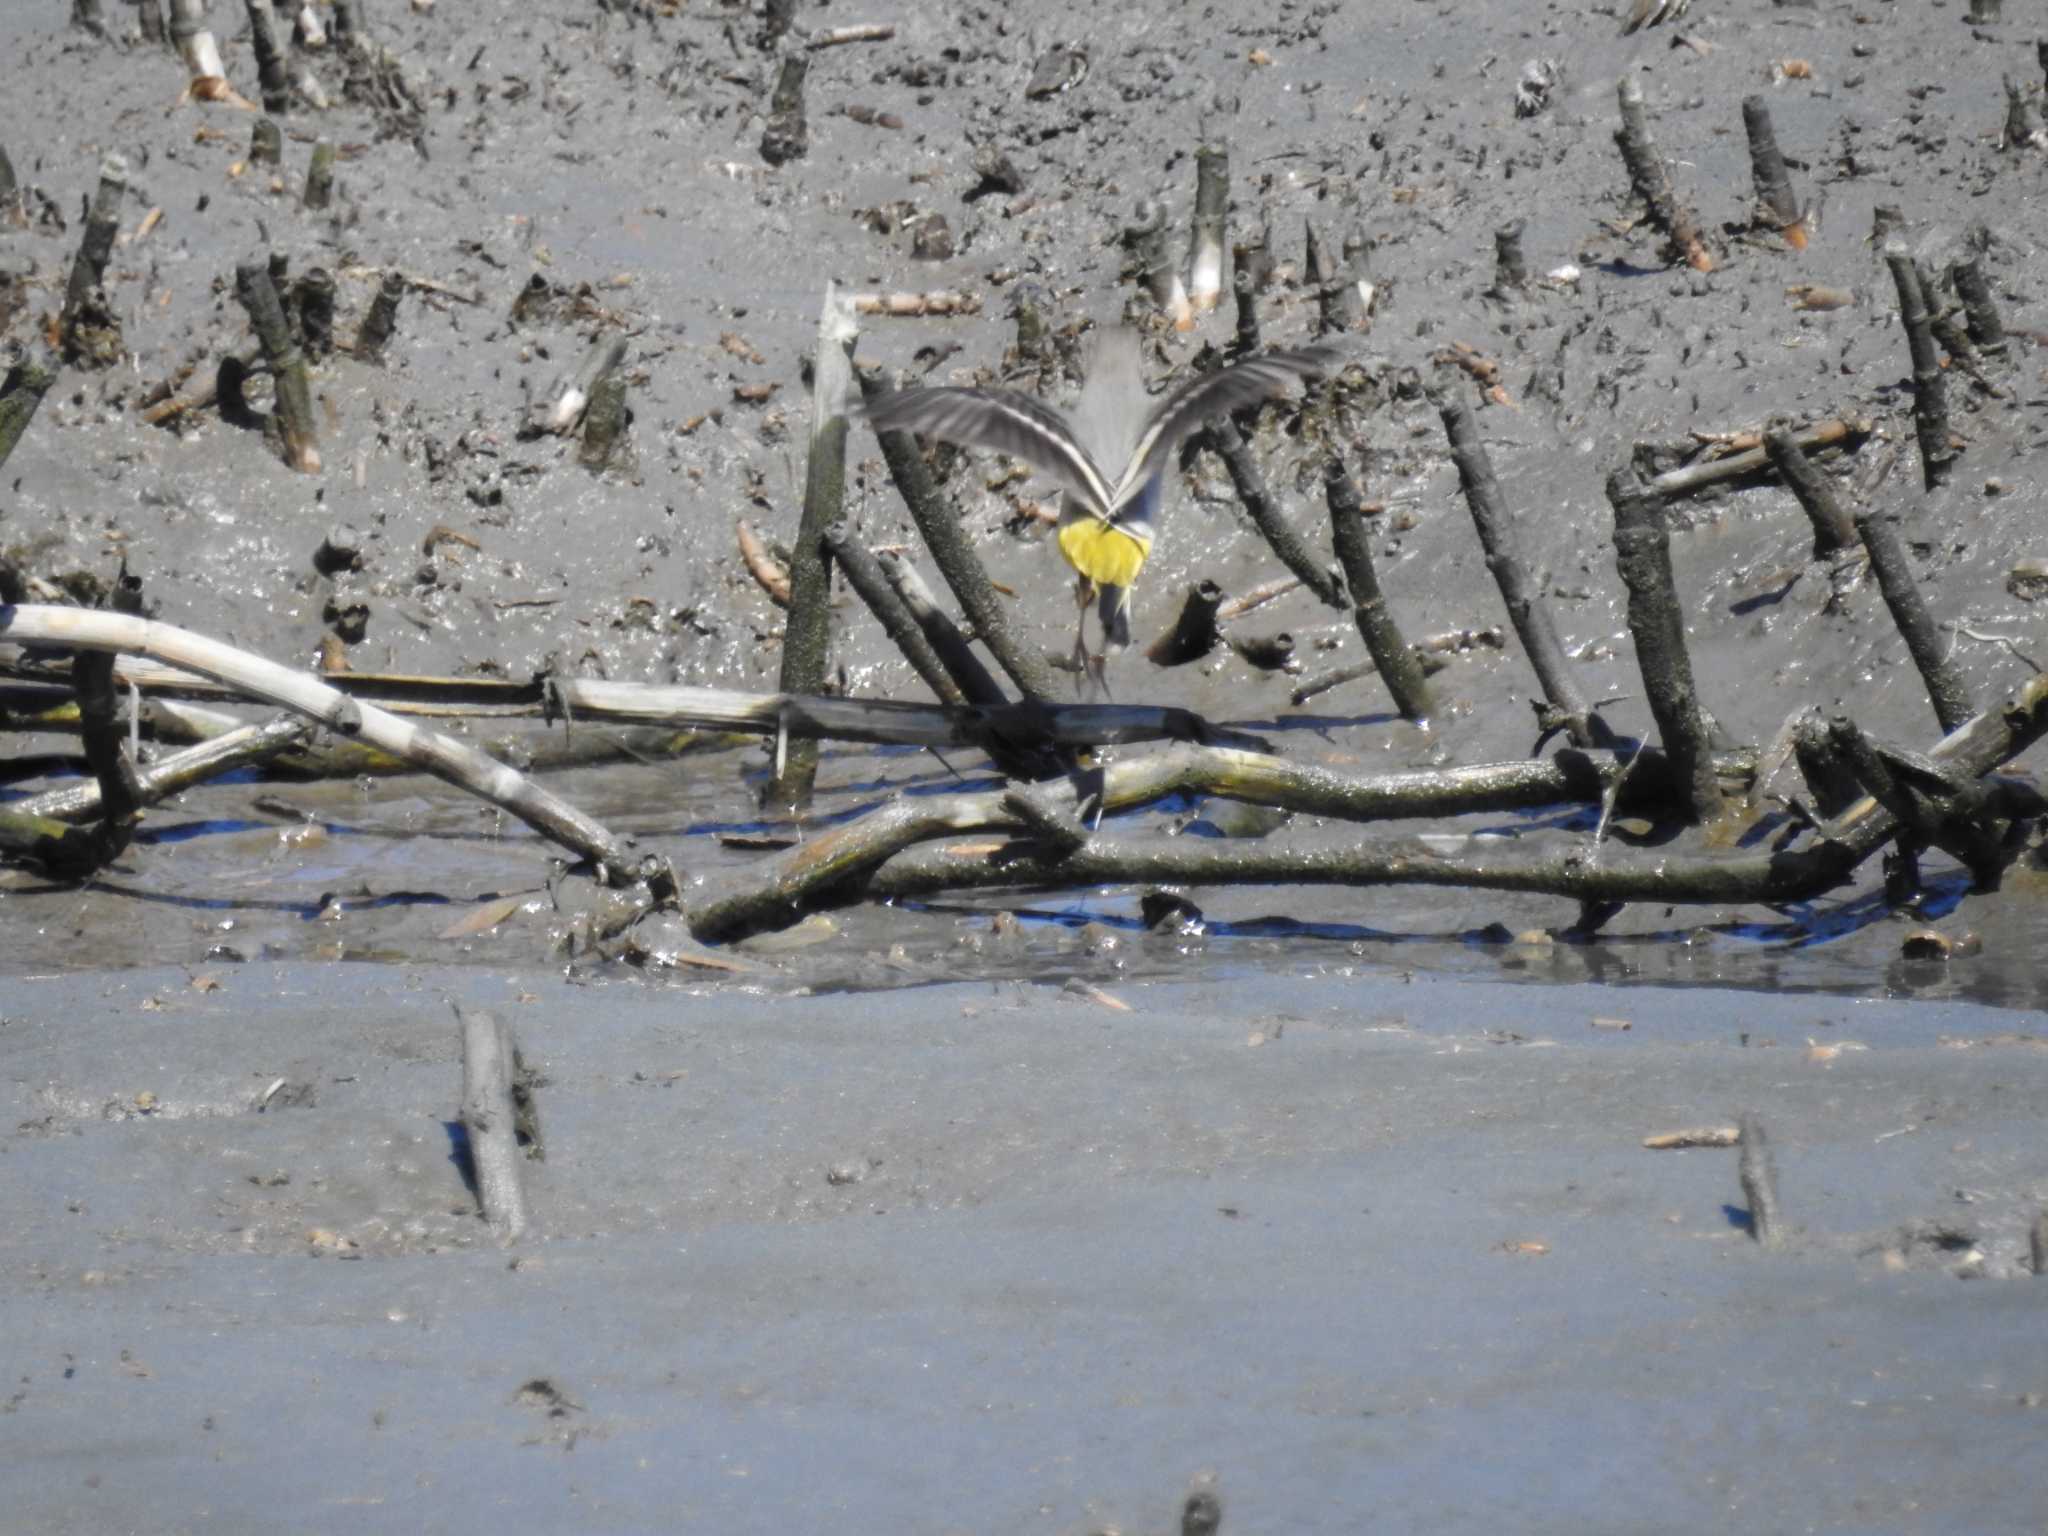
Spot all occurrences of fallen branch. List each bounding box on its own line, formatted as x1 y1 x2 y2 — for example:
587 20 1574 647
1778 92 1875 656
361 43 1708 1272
0 605 645 882
691 675 2048 939
807 22 894 48
0 652 1267 758
848 290 981 317
690 738 1762 940
1648 416 1873 500
14 713 312 822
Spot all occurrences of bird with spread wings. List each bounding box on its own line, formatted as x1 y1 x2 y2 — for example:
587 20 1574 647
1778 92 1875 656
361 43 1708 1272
863 327 1339 693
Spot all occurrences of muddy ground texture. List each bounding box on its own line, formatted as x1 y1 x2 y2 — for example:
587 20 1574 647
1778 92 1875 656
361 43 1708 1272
5 964 2048 1535
4 0 2048 989
5 2 2048 1532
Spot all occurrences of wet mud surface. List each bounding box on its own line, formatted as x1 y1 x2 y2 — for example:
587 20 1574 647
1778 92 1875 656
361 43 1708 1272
6 965 2048 1532
6 0 2048 1526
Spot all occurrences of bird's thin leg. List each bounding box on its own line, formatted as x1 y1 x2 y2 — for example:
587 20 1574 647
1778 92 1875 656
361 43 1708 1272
1069 577 1115 701
1071 575 1094 695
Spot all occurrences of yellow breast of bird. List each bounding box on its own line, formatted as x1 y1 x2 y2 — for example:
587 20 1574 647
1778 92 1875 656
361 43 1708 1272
1057 516 1151 589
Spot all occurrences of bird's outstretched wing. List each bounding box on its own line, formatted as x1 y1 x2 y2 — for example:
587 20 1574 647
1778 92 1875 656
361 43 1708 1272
863 386 1117 514
1112 346 1343 511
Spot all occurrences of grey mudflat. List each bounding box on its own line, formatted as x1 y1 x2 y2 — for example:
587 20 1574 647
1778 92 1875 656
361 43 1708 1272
3 964 2043 1532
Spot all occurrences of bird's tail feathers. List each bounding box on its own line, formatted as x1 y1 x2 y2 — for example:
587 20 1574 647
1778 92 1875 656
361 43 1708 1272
1096 583 1132 652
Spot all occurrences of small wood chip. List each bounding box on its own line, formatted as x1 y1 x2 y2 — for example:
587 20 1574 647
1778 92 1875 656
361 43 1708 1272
1643 1126 1740 1149
736 517 791 607
1786 284 1855 311
1062 977 1131 1011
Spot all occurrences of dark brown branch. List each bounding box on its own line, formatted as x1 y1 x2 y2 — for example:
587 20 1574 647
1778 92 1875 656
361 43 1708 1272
759 54 809 165
0 348 59 475
245 0 292 114
1614 79 1714 272
1325 454 1433 722
1761 428 1857 560
1826 717 2012 887
766 288 857 808
879 551 1008 709
63 575 148 872
354 270 406 363
1884 242 1955 491
1790 707 1864 818
1441 395 1599 746
294 268 336 361
858 367 1062 702
1608 468 1722 823
235 258 321 472
1853 499 1974 733
59 154 127 367
822 524 966 706
250 116 282 165
1948 246 2006 355
1741 95 1806 247
1206 416 1344 607
1231 263 1262 355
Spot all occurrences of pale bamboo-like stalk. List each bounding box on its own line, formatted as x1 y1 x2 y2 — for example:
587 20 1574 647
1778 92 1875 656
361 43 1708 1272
168 0 228 86
0 605 640 879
